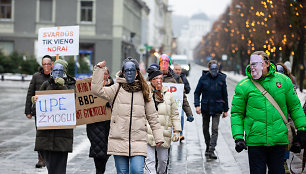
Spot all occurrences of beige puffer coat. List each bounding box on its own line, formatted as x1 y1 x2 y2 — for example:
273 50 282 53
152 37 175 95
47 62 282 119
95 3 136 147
91 66 164 157
147 86 181 149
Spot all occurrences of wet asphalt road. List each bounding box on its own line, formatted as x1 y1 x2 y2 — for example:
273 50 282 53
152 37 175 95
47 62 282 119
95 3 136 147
0 63 304 174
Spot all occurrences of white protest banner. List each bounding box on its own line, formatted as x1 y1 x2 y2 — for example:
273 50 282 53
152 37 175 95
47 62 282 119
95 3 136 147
37 26 79 57
162 83 184 118
35 90 76 130
75 78 111 125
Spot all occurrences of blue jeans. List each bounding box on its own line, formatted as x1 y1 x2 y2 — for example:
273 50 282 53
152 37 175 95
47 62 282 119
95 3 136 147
180 110 184 135
248 145 285 174
114 155 145 174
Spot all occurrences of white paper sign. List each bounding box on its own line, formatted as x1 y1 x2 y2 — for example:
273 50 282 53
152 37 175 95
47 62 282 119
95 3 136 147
37 26 79 57
35 90 76 129
162 83 184 118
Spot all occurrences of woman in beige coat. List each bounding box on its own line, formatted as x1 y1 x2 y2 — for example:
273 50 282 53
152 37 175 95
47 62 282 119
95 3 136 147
91 58 164 174
145 67 181 174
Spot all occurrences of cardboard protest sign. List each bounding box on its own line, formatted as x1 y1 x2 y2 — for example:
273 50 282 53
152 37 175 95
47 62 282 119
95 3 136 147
162 83 184 117
75 78 111 125
35 90 76 130
37 26 79 57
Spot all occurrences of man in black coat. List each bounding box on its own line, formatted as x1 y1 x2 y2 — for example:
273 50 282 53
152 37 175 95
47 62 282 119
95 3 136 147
24 55 53 168
194 60 229 159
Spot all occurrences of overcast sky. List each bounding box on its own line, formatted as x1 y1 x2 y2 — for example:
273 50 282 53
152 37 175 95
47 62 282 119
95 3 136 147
169 0 231 18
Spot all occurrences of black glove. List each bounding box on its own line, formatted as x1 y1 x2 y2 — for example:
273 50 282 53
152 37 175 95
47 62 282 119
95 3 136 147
235 139 247 153
297 130 306 146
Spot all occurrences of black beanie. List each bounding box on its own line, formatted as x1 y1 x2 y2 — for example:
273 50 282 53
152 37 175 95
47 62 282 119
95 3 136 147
147 67 163 81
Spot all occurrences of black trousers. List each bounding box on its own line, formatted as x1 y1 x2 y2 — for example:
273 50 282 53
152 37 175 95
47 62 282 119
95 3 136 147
248 145 285 174
94 156 110 174
40 150 68 174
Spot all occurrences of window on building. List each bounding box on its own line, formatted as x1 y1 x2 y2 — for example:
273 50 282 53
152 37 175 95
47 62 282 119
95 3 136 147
0 0 12 20
0 41 14 55
40 0 52 22
80 1 93 22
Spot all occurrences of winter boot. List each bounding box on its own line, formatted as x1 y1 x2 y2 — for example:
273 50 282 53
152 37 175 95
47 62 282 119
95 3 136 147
209 151 217 159
35 154 46 168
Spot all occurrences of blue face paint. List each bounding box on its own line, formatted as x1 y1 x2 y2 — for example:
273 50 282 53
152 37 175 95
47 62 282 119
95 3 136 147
123 62 137 83
52 63 65 79
276 65 284 74
209 64 219 77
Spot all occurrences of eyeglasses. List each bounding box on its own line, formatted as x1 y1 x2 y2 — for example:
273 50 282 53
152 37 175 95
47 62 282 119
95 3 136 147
250 62 263 67
152 77 163 81
42 63 52 66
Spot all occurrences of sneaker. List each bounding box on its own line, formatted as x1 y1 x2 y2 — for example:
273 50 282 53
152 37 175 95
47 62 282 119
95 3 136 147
180 135 185 142
209 151 217 159
35 160 46 168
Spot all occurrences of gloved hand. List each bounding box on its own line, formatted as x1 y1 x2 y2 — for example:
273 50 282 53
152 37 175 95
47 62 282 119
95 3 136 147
172 132 180 142
296 130 306 146
187 115 194 122
235 139 247 153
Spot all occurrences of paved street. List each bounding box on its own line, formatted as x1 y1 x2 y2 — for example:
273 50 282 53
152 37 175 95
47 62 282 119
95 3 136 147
0 63 305 174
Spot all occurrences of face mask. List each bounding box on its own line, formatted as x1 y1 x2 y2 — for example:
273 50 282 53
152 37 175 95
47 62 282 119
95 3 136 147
276 65 284 74
160 54 170 71
123 62 137 83
52 63 65 79
209 64 219 77
250 55 263 79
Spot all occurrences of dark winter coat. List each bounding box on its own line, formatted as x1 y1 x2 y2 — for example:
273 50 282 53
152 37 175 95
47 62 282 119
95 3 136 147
25 68 50 115
194 71 229 115
163 68 193 116
86 77 114 159
34 78 74 152
180 73 191 94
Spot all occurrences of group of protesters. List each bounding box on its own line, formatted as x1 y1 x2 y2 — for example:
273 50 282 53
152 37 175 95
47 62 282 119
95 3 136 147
25 50 306 174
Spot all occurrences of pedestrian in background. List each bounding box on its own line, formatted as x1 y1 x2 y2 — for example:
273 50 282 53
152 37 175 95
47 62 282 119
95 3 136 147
24 55 53 168
33 59 73 174
231 51 306 174
91 58 164 174
86 67 114 174
172 64 190 142
194 60 228 159
276 62 298 91
158 54 194 141
145 67 181 174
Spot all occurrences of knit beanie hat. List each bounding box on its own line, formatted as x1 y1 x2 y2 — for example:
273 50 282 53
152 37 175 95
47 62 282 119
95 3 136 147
54 59 68 72
147 66 163 81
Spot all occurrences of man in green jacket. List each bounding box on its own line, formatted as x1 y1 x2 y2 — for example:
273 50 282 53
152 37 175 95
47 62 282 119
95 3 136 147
231 51 306 174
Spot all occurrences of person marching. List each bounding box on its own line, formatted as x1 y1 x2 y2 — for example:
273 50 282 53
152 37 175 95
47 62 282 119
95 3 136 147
231 51 306 174
33 59 73 174
194 60 229 159
86 67 114 174
91 58 164 174
157 54 194 141
145 67 181 174
25 55 53 168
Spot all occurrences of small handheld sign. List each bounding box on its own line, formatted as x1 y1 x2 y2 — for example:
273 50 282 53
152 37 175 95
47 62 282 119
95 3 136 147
35 90 76 130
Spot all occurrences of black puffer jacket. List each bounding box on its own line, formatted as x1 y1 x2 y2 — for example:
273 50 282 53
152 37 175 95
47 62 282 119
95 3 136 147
86 77 114 159
34 78 73 152
25 68 50 115
194 71 229 115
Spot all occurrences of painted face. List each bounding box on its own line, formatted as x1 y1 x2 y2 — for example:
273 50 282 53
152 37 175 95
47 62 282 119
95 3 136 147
52 63 65 79
160 54 170 71
276 65 284 74
209 64 219 77
123 62 137 83
250 55 263 79
151 74 163 90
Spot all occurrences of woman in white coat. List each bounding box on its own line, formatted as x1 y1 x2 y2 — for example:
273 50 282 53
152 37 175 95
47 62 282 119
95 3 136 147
145 67 181 174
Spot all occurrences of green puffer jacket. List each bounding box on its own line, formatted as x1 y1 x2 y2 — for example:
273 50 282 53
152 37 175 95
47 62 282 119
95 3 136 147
231 63 306 146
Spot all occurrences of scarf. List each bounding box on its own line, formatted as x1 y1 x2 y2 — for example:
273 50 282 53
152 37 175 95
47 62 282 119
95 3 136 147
121 81 142 92
151 85 164 111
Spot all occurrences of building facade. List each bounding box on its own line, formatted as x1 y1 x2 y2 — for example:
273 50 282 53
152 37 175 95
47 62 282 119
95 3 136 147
0 0 148 75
